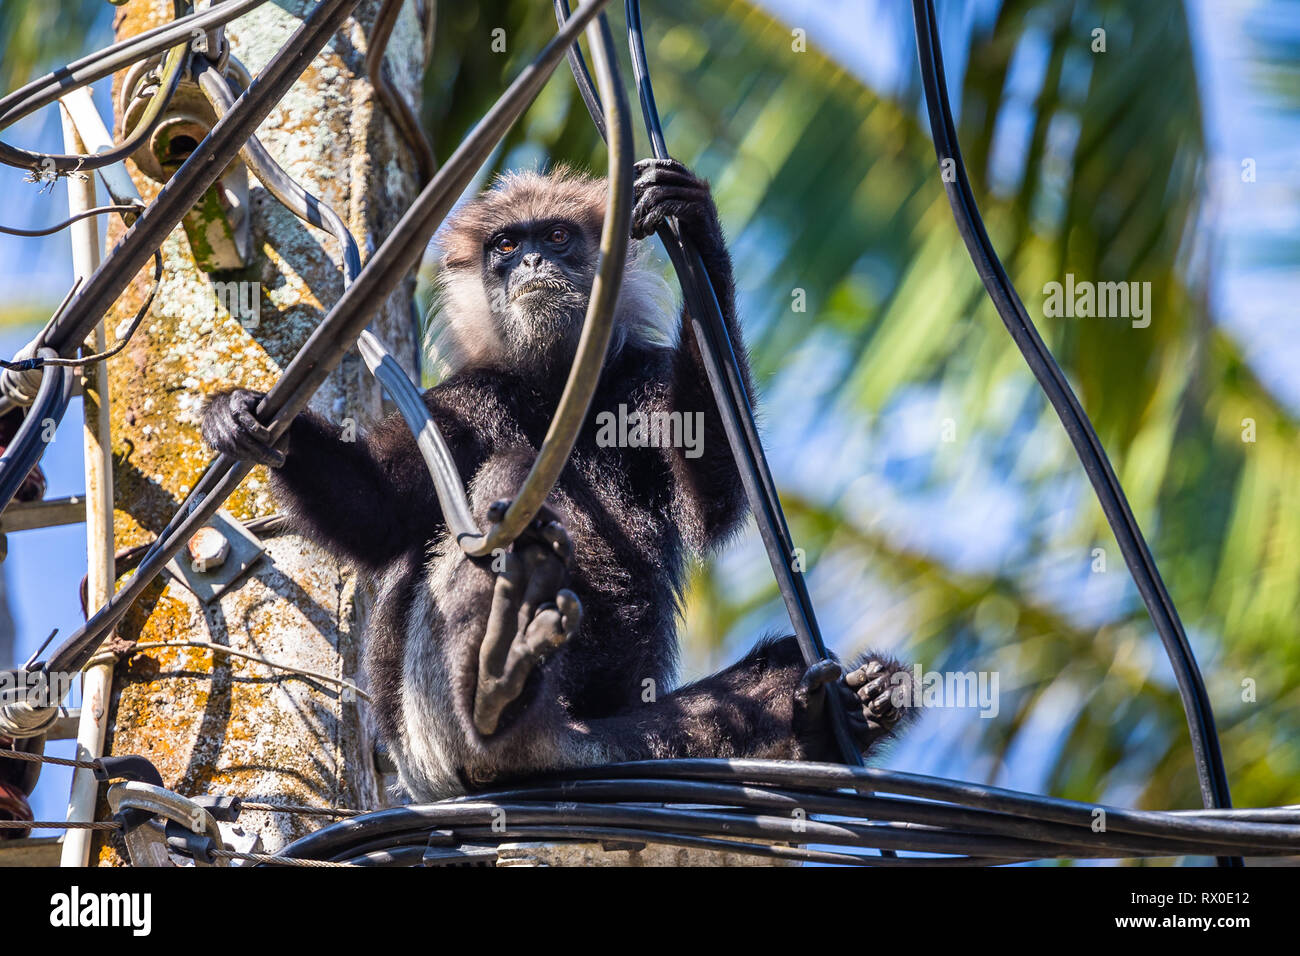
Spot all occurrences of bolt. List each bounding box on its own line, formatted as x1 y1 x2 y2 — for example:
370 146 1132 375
188 526 230 573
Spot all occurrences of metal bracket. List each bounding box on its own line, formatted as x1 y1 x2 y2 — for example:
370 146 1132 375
215 821 263 864
107 781 230 867
117 54 253 270
163 508 266 604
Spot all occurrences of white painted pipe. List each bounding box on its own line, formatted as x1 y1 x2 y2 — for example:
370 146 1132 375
57 93 118 869
59 87 143 208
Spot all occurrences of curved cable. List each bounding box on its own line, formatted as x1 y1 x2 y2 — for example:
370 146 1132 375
0 0 269 131
367 0 437 184
0 351 75 514
0 43 190 174
1 250 162 371
266 758 1300 865
554 0 607 142
0 203 142 238
907 0 1235 867
195 63 361 284
459 5 631 558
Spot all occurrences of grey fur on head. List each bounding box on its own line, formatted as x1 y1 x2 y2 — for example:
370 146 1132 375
425 165 677 374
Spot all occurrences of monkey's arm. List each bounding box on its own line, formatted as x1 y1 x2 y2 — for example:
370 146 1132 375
582 637 913 762
631 158 752 549
201 388 447 570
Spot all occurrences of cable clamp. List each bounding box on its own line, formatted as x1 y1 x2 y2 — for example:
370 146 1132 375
107 780 232 867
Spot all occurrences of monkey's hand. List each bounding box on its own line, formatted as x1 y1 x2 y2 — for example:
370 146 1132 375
472 512 582 737
200 388 287 468
630 157 723 250
793 654 913 761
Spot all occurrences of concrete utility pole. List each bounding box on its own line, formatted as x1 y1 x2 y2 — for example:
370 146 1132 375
92 0 426 862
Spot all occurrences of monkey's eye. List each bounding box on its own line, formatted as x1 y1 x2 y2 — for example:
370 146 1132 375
494 236 518 254
546 227 569 244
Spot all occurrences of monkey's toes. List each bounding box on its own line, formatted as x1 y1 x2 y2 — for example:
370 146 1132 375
844 657 910 731
630 157 715 241
474 600 575 738
555 588 582 639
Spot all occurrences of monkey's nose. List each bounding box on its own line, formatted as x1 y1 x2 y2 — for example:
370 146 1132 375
522 252 542 269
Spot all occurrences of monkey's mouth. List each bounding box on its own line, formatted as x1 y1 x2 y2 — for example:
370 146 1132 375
510 276 573 302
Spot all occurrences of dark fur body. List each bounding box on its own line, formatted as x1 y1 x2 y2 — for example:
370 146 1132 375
203 164 910 800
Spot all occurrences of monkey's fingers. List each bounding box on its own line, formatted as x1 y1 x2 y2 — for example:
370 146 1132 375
536 520 573 562
230 390 275 443
844 659 885 689
231 405 287 468
212 420 286 469
201 389 285 467
842 658 911 749
855 676 900 725
477 551 526 679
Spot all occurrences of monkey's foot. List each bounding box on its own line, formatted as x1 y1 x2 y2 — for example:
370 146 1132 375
794 654 913 760
842 657 912 749
630 157 719 242
472 517 582 737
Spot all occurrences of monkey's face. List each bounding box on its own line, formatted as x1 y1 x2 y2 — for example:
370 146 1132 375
484 217 594 353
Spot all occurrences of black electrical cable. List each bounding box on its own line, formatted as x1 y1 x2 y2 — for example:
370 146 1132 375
271 794 1299 865
0 0 270 131
368 0 437 185
0 44 190 174
0 250 162 371
38 0 615 681
907 0 1236 867
195 65 361 285
0 203 142 238
621 3 857 751
0 351 74 514
273 801 1038 860
564 759 1277 851
555 0 865 775
325 826 1013 867
466 775 1286 857
554 1 608 142
448 778 1226 858
259 758 1300 866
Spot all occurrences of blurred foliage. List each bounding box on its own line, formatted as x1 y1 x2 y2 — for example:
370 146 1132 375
424 0 1299 819
0 0 106 95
